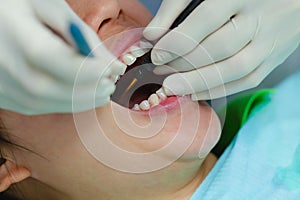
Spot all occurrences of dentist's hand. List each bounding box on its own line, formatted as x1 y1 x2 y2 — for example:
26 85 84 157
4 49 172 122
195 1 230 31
0 0 126 115
144 0 300 100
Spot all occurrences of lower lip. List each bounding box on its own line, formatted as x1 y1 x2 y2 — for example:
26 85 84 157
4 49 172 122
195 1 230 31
132 96 190 115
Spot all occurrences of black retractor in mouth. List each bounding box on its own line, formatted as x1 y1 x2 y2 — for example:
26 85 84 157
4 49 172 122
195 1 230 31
111 52 166 108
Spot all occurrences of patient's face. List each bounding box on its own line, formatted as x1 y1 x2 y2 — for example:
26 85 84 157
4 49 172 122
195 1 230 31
0 0 221 197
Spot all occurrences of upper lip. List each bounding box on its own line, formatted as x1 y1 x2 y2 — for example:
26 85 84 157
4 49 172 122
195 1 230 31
102 27 144 59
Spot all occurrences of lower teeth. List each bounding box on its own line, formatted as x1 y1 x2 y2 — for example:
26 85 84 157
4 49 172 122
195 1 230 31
148 94 159 107
132 87 167 111
139 100 150 110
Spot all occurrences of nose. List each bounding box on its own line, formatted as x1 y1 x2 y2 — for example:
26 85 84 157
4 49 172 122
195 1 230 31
73 0 121 33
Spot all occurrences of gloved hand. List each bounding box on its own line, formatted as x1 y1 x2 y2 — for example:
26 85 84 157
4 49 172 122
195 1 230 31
144 0 300 100
0 0 126 115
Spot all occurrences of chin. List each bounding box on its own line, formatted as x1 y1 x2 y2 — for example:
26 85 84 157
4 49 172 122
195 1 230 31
108 97 221 162
151 99 221 162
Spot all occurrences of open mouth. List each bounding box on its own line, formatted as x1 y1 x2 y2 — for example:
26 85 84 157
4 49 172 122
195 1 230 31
111 40 170 111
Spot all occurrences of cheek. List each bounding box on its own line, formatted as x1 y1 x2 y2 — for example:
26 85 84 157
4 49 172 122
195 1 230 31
3 113 98 181
119 0 153 26
1 112 78 159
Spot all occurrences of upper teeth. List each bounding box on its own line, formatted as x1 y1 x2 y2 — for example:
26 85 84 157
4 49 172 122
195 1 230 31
129 45 147 57
121 54 136 66
110 75 120 83
120 40 153 66
140 40 154 49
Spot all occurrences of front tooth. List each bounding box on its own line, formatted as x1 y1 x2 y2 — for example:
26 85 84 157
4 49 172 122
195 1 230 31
121 54 137 66
148 94 159 107
139 100 150 111
129 45 146 58
140 41 153 50
132 104 140 111
156 88 167 101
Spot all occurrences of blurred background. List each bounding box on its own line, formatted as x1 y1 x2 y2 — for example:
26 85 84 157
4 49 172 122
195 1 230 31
139 0 300 97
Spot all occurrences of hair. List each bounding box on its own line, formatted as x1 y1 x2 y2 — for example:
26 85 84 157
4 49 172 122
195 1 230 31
0 115 10 165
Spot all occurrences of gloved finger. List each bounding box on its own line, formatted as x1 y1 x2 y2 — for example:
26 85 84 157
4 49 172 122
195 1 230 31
22 22 126 85
154 14 258 74
143 0 192 41
72 78 116 113
0 53 116 102
31 0 124 72
151 0 244 65
8 20 122 113
0 78 74 114
162 36 275 96
190 38 300 100
191 57 281 100
2 70 115 114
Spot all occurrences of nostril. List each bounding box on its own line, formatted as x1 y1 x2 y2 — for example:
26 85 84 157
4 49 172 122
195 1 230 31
0 158 6 165
98 9 121 32
98 18 112 32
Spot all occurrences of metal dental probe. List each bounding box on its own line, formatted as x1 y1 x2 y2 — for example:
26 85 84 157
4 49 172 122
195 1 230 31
111 0 205 107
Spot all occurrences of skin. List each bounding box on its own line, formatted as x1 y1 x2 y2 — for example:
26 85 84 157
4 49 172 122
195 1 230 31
0 0 221 199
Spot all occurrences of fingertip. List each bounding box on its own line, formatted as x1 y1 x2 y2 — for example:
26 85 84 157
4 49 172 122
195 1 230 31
94 82 115 108
163 75 187 96
151 49 172 65
162 85 174 96
191 93 207 101
110 60 127 76
191 94 199 101
98 81 116 96
192 90 223 101
143 26 168 41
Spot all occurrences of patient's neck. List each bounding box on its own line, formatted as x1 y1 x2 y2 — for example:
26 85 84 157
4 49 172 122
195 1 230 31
21 153 217 200
106 153 217 200
162 153 218 200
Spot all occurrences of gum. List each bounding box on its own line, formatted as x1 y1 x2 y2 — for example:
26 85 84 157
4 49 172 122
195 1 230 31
132 96 190 115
